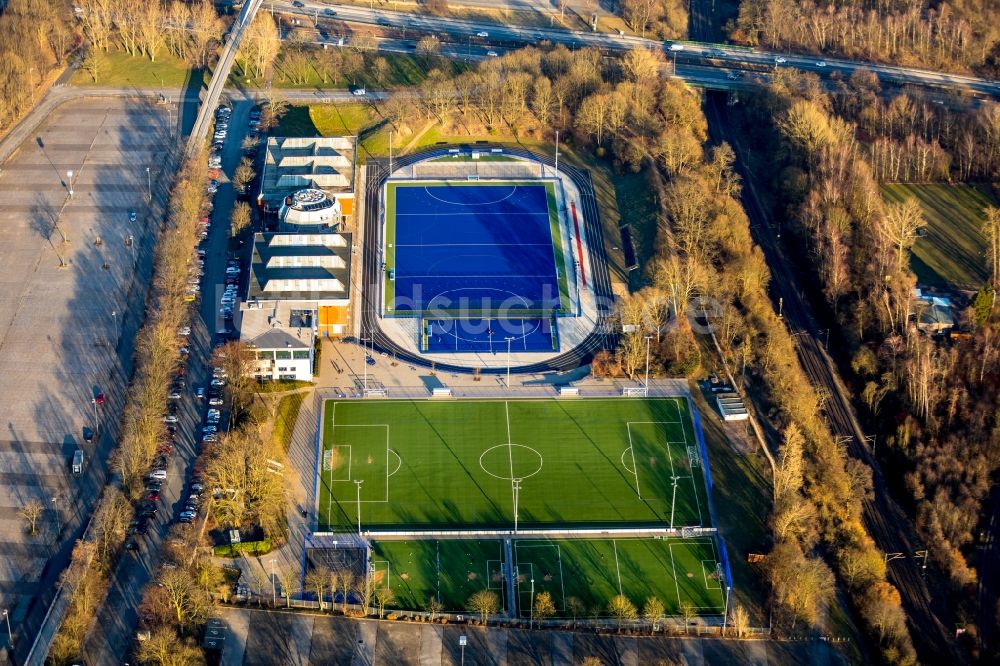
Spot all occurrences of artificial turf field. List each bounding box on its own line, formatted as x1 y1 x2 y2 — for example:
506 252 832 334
317 398 711 532
369 537 726 617
383 180 571 316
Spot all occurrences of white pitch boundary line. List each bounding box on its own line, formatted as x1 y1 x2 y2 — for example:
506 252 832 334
613 539 623 596
421 184 519 207
677 421 705 526
668 541 682 607
505 401 517 520
513 541 566 613
395 241 554 247
701 559 723 590
396 211 550 216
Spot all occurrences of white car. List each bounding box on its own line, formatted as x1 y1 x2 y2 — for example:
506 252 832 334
816 61 827 67
486 50 498 57
352 88 366 96
476 31 488 38
149 469 168 481
178 326 191 336
163 415 179 424
208 397 224 406
775 56 787 64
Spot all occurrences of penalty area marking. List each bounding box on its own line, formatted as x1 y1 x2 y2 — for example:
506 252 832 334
328 424 391 503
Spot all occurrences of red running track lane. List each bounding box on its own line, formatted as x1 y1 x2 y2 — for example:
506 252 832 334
570 201 586 288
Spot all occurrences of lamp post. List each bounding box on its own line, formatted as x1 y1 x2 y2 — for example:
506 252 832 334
67 169 74 199
554 130 559 174
459 634 467 665
270 558 277 607
512 478 521 534
91 397 99 434
112 310 117 348
361 336 371 392
354 480 364 533
146 167 151 202
529 578 535 628
3 608 11 648
505 336 515 388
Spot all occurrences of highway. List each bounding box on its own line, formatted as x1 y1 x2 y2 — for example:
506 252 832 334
268 0 1000 99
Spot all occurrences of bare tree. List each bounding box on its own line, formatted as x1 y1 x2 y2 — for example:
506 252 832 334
534 591 556 623
20 499 44 536
608 594 637 631
642 596 664 633
984 206 1000 288
679 601 696 635
731 603 750 638
232 158 256 195
426 595 443 621
879 197 925 275
306 566 330 611
277 566 297 608
374 584 395 619
231 201 253 238
416 35 441 62
467 589 500 625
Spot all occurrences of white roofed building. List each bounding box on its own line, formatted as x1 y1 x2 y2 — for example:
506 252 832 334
240 231 353 381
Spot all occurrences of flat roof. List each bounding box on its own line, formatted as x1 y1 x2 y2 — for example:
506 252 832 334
248 232 352 302
259 136 356 208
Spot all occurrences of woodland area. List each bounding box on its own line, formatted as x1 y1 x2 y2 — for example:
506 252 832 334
0 0 78 132
731 0 1000 75
734 67 1000 657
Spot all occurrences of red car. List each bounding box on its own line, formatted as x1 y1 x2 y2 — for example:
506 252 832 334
157 443 174 455
145 491 160 502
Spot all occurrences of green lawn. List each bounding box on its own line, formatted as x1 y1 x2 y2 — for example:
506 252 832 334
276 104 373 137
381 180 570 316
272 392 306 453
366 536 725 617
69 49 207 89
317 398 710 531
882 183 995 288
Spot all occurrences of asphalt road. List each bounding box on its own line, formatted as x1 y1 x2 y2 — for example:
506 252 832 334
271 0 1000 99
81 94 262 663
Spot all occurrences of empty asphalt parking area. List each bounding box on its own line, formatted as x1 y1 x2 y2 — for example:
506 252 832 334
0 95 174 645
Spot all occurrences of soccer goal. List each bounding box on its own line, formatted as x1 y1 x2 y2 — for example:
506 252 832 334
622 387 648 397
364 388 389 398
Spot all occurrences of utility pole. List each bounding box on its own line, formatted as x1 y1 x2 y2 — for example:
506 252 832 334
388 130 393 175
146 166 151 203
3 608 12 648
670 476 679 529
512 478 521 534
67 170 74 199
530 578 535 628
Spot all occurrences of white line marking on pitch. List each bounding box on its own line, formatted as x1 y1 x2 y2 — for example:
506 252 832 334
613 539 623 596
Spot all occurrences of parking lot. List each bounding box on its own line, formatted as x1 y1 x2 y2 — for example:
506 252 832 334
0 96 174 644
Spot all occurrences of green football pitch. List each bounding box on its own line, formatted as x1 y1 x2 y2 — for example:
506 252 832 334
368 537 726 616
317 398 711 532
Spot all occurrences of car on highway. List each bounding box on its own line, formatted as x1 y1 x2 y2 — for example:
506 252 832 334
292 0 304 6
352 87 366 96
816 60 827 67
727 72 743 80
324 8 336 15
476 31 488 38
775 56 787 64
377 17 389 26
486 50 498 57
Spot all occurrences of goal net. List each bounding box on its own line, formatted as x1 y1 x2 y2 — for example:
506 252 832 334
623 387 648 397
363 388 389 398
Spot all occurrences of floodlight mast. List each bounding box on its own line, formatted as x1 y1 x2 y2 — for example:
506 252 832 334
355 479 364 533
512 478 522 534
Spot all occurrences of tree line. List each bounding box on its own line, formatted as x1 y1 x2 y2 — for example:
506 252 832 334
731 0 1000 76
738 66 1000 656
0 0 78 133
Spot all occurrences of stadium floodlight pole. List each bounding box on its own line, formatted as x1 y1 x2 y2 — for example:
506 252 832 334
355 480 364 533
388 130 393 176
723 584 731 636
644 335 653 391
505 336 515 388
554 130 559 174
361 336 371 391
512 478 522 534
3 608 11 647
669 476 680 529
530 578 535 628
270 558 276 607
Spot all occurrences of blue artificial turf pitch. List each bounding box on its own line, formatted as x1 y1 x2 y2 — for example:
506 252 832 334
388 182 562 315
424 317 557 354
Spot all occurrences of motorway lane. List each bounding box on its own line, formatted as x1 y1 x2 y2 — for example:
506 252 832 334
271 1 1000 99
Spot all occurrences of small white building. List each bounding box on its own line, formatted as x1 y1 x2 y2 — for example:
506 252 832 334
240 231 353 382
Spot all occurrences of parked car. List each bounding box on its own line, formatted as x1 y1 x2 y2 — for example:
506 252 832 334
128 210 137 223
178 326 191 336
195 387 206 400
163 415 179 424
208 397 224 406
149 469 167 481
202 433 218 444
168 390 181 400
211 378 226 387
179 512 196 523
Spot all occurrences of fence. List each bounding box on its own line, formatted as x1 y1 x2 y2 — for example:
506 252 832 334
315 379 690 402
